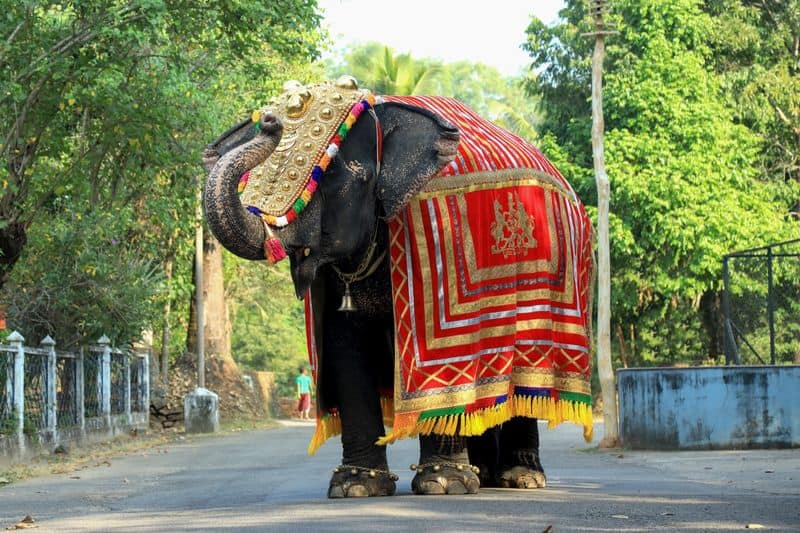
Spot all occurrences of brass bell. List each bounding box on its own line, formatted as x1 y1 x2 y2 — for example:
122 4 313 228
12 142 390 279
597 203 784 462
338 283 357 312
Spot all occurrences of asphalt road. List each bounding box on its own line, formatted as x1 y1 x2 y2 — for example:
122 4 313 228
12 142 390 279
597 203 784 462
1 421 798 532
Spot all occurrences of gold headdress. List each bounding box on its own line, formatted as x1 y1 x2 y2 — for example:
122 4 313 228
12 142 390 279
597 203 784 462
238 76 378 228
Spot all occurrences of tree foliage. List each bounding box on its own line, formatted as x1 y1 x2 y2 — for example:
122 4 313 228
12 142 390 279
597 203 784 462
329 42 443 95
327 42 541 141
1 0 323 352
224 255 307 396
704 0 799 213
525 0 799 365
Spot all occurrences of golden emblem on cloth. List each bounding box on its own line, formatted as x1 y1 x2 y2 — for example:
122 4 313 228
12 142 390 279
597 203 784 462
240 76 371 217
490 192 538 258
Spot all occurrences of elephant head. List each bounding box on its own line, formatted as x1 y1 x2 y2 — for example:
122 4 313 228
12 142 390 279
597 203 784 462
203 77 460 297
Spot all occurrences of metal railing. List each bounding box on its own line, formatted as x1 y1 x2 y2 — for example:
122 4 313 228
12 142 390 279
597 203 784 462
0 331 150 453
722 239 800 365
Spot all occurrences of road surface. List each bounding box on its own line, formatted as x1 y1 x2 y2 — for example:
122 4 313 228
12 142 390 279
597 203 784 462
1 421 798 532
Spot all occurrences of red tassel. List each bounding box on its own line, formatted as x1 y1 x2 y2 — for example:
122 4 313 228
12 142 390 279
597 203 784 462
261 219 287 264
264 237 287 264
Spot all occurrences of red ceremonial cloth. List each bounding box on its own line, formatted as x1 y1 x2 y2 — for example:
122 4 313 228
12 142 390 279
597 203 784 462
306 96 594 453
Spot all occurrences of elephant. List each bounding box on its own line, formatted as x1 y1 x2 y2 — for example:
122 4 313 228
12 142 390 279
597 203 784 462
203 77 594 498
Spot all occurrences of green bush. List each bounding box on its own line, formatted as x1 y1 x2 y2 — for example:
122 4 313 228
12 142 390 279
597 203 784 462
2 207 162 349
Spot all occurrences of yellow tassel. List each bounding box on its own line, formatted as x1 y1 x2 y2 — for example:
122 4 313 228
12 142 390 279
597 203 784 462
447 414 459 435
372 395 594 448
432 415 447 435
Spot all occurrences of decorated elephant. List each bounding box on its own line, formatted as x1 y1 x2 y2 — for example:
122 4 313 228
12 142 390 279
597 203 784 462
203 77 594 498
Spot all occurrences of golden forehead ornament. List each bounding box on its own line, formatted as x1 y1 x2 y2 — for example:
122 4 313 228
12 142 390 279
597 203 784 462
239 76 376 226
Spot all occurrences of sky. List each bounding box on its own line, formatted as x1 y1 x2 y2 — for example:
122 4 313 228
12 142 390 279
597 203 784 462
316 0 565 77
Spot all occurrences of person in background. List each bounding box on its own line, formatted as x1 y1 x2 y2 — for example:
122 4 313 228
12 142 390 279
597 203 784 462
295 366 313 419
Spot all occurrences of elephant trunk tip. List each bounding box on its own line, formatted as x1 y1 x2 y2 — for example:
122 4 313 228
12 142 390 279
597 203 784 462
258 112 283 136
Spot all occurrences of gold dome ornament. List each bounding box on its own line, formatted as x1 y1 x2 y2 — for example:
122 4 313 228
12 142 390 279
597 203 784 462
335 75 359 90
239 78 381 230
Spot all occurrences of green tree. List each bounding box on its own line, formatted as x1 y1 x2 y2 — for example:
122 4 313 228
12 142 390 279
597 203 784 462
331 42 443 95
225 256 307 397
524 0 798 364
0 0 321 289
3 206 162 348
1 0 323 351
436 61 541 142
327 42 541 141
703 0 800 215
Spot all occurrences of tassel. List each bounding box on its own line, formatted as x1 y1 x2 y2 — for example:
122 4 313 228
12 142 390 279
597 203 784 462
308 413 343 455
374 394 595 448
264 237 287 263
262 220 287 264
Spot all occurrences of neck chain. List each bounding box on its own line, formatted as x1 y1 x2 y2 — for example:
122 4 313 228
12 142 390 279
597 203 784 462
331 222 386 312
331 222 386 284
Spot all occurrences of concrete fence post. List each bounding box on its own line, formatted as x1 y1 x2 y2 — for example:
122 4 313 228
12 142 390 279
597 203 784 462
123 351 131 423
98 335 111 428
41 335 57 442
3 342 13 420
142 352 150 414
7 331 25 451
76 347 85 440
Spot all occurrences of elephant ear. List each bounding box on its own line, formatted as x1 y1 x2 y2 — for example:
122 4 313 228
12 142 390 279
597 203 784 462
375 102 460 219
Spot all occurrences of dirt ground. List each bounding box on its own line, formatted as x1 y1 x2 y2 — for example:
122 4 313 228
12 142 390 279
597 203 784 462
151 352 268 429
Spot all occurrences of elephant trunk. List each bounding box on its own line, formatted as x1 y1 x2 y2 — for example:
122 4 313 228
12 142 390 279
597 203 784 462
203 114 283 260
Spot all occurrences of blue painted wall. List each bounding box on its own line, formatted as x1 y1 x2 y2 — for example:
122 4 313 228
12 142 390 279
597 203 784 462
618 366 800 450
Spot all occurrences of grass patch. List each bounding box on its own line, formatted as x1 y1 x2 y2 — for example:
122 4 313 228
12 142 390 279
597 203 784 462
49 431 176 475
0 430 175 486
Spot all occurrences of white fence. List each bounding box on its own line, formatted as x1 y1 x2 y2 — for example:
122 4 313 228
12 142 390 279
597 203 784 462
0 331 150 461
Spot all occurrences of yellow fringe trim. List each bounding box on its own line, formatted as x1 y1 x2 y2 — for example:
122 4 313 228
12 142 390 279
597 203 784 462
307 395 395 455
376 396 593 446
308 395 592 454
308 413 342 455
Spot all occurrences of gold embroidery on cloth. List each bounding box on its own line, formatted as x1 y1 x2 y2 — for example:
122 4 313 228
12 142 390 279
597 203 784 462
420 168 576 199
405 190 586 352
491 192 537 257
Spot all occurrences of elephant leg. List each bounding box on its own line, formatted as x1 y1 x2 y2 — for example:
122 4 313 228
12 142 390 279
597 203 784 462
497 417 546 489
467 427 501 487
411 434 480 495
323 313 396 498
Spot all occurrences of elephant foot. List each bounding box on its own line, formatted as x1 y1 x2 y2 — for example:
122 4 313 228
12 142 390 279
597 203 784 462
327 465 398 498
498 465 547 489
410 462 480 495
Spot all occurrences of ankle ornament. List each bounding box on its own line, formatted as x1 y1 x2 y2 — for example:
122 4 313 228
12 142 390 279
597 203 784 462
333 465 399 481
410 462 480 475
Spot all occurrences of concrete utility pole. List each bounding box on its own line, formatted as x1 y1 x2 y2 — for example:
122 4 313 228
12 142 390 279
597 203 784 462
184 178 219 434
195 183 205 390
585 0 619 448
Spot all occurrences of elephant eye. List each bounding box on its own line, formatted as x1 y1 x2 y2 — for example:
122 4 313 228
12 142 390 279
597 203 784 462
326 153 343 175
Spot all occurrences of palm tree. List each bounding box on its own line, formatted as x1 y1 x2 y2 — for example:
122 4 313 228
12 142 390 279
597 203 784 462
328 43 541 142
334 43 443 96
